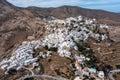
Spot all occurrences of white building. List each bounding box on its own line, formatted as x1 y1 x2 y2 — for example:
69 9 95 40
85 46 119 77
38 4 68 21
98 71 104 79
74 76 82 80
24 58 38 66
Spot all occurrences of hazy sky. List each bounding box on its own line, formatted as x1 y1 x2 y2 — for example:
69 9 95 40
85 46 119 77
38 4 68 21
7 0 120 13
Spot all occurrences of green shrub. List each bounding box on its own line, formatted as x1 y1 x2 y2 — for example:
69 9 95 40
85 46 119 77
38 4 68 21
48 47 58 52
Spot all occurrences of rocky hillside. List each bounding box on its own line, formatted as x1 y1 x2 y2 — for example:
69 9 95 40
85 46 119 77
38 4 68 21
0 0 46 56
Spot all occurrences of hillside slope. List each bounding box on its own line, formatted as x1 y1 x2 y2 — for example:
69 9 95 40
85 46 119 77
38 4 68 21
0 0 46 55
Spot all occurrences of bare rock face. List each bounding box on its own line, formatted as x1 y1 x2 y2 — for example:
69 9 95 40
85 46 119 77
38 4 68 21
109 26 120 42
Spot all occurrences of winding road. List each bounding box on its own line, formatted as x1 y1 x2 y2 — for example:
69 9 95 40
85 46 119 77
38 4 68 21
17 74 68 80
108 69 120 80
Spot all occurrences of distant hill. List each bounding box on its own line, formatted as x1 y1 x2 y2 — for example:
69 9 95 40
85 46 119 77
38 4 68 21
1 0 120 26
117 12 120 14
26 6 120 26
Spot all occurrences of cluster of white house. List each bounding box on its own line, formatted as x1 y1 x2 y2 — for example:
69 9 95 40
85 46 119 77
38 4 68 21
74 54 105 80
39 51 52 58
43 16 109 57
0 16 109 76
0 41 42 73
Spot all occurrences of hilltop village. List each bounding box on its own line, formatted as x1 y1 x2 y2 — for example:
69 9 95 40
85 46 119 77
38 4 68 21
0 16 110 80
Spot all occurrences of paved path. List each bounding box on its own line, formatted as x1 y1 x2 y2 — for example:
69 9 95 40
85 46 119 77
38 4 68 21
23 66 34 75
